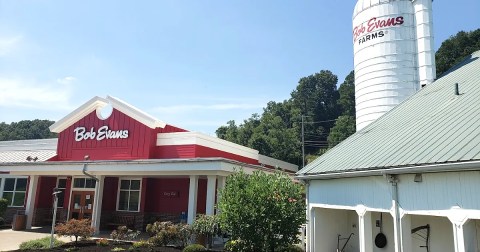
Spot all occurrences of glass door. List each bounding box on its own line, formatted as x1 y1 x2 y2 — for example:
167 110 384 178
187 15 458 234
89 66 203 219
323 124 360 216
69 191 95 220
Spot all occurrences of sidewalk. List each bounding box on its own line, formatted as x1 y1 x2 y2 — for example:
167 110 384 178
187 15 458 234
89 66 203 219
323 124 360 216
0 227 71 252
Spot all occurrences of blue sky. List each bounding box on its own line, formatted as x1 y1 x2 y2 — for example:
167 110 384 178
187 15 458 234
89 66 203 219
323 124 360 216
0 0 479 135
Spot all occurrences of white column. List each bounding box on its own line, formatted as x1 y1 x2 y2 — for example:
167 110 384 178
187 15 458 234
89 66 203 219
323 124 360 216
92 176 104 234
356 208 373 252
304 182 310 252
187 175 199 224
400 214 412 252
25 175 39 229
205 175 216 216
309 207 316 252
448 207 468 252
452 223 466 252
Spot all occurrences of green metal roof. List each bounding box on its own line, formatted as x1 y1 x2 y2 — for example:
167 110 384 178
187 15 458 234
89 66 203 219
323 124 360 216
297 51 480 176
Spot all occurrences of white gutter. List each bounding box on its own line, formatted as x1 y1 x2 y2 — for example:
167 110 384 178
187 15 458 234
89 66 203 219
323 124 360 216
295 160 480 180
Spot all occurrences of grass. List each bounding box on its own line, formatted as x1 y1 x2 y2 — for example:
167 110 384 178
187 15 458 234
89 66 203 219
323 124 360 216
19 236 65 250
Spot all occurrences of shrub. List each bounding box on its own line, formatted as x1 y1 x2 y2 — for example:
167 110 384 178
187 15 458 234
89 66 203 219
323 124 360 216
0 198 8 225
224 239 248 252
192 215 221 249
218 170 306 252
55 219 95 244
278 245 304 252
111 225 140 241
182 244 207 252
96 238 110 246
132 239 151 248
146 221 190 247
19 236 64 249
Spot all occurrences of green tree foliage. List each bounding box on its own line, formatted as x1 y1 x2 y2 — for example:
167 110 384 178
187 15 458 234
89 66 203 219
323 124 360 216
436 29 480 77
218 170 306 252
216 70 341 165
0 120 56 141
327 115 356 148
337 70 355 117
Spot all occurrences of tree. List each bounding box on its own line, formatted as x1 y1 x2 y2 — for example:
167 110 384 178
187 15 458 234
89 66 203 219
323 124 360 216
436 29 480 77
327 115 356 148
0 120 57 141
337 70 355 117
55 219 95 244
218 170 306 252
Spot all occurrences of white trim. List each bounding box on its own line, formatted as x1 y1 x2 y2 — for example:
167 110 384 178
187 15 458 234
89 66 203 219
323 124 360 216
297 160 480 180
49 96 166 133
157 132 259 160
49 96 109 133
107 96 166 129
116 177 142 212
258 154 298 172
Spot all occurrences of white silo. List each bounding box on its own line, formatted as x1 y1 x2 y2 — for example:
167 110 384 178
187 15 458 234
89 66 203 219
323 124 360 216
353 0 436 131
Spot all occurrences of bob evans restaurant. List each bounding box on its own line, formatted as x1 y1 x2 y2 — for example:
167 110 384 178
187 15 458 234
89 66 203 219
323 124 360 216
0 96 297 232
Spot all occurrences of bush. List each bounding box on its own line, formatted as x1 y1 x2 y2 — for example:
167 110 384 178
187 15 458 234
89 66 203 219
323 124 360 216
218 170 306 252
182 244 206 252
278 245 304 252
96 238 110 246
132 240 151 248
19 236 64 249
55 219 95 244
0 198 8 225
224 239 246 252
110 225 140 241
146 221 191 247
192 215 221 249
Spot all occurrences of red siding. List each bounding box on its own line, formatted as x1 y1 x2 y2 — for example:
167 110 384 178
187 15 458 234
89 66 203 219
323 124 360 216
144 178 189 213
35 177 57 208
102 177 119 211
197 179 207 214
154 144 259 165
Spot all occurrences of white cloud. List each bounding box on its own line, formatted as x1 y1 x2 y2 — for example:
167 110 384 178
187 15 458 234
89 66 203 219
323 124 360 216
153 103 264 114
56 76 77 85
0 36 23 57
0 77 75 111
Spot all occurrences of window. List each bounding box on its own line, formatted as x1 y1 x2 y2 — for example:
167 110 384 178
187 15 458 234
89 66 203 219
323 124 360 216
73 178 96 189
56 178 67 208
118 179 141 211
3 178 27 207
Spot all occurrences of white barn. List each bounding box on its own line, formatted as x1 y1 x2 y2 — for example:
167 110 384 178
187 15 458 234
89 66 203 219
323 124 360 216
297 51 480 252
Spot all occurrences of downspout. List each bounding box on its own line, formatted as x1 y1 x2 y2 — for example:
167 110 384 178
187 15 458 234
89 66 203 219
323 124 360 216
386 174 402 252
82 156 101 233
82 163 99 182
82 155 98 182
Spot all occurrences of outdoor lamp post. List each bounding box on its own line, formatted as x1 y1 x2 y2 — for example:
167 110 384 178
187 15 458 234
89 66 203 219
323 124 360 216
50 187 61 248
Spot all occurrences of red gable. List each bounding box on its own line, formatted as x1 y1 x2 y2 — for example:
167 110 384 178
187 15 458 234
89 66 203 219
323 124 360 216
50 96 186 161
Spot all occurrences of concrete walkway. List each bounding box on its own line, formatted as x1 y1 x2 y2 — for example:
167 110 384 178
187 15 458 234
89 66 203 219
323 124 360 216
0 227 71 252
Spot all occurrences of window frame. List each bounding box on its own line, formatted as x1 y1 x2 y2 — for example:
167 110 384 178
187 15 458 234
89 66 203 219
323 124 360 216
72 177 96 189
1 177 28 207
56 177 68 209
116 178 142 212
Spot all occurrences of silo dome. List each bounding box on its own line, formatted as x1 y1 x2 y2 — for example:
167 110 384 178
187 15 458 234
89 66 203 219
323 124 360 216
352 0 435 131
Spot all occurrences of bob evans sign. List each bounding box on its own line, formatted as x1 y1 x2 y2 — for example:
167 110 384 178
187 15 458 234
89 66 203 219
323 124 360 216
353 16 404 44
74 126 129 141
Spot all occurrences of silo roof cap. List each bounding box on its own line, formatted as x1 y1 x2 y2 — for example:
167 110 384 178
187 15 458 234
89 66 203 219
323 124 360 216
353 0 408 18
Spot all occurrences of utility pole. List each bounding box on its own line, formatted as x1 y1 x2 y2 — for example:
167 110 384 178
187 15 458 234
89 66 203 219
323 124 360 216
302 115 305 168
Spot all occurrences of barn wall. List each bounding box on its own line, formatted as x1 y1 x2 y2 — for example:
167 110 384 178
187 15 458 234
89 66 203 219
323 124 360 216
398 171 480 211
309 176 391 210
